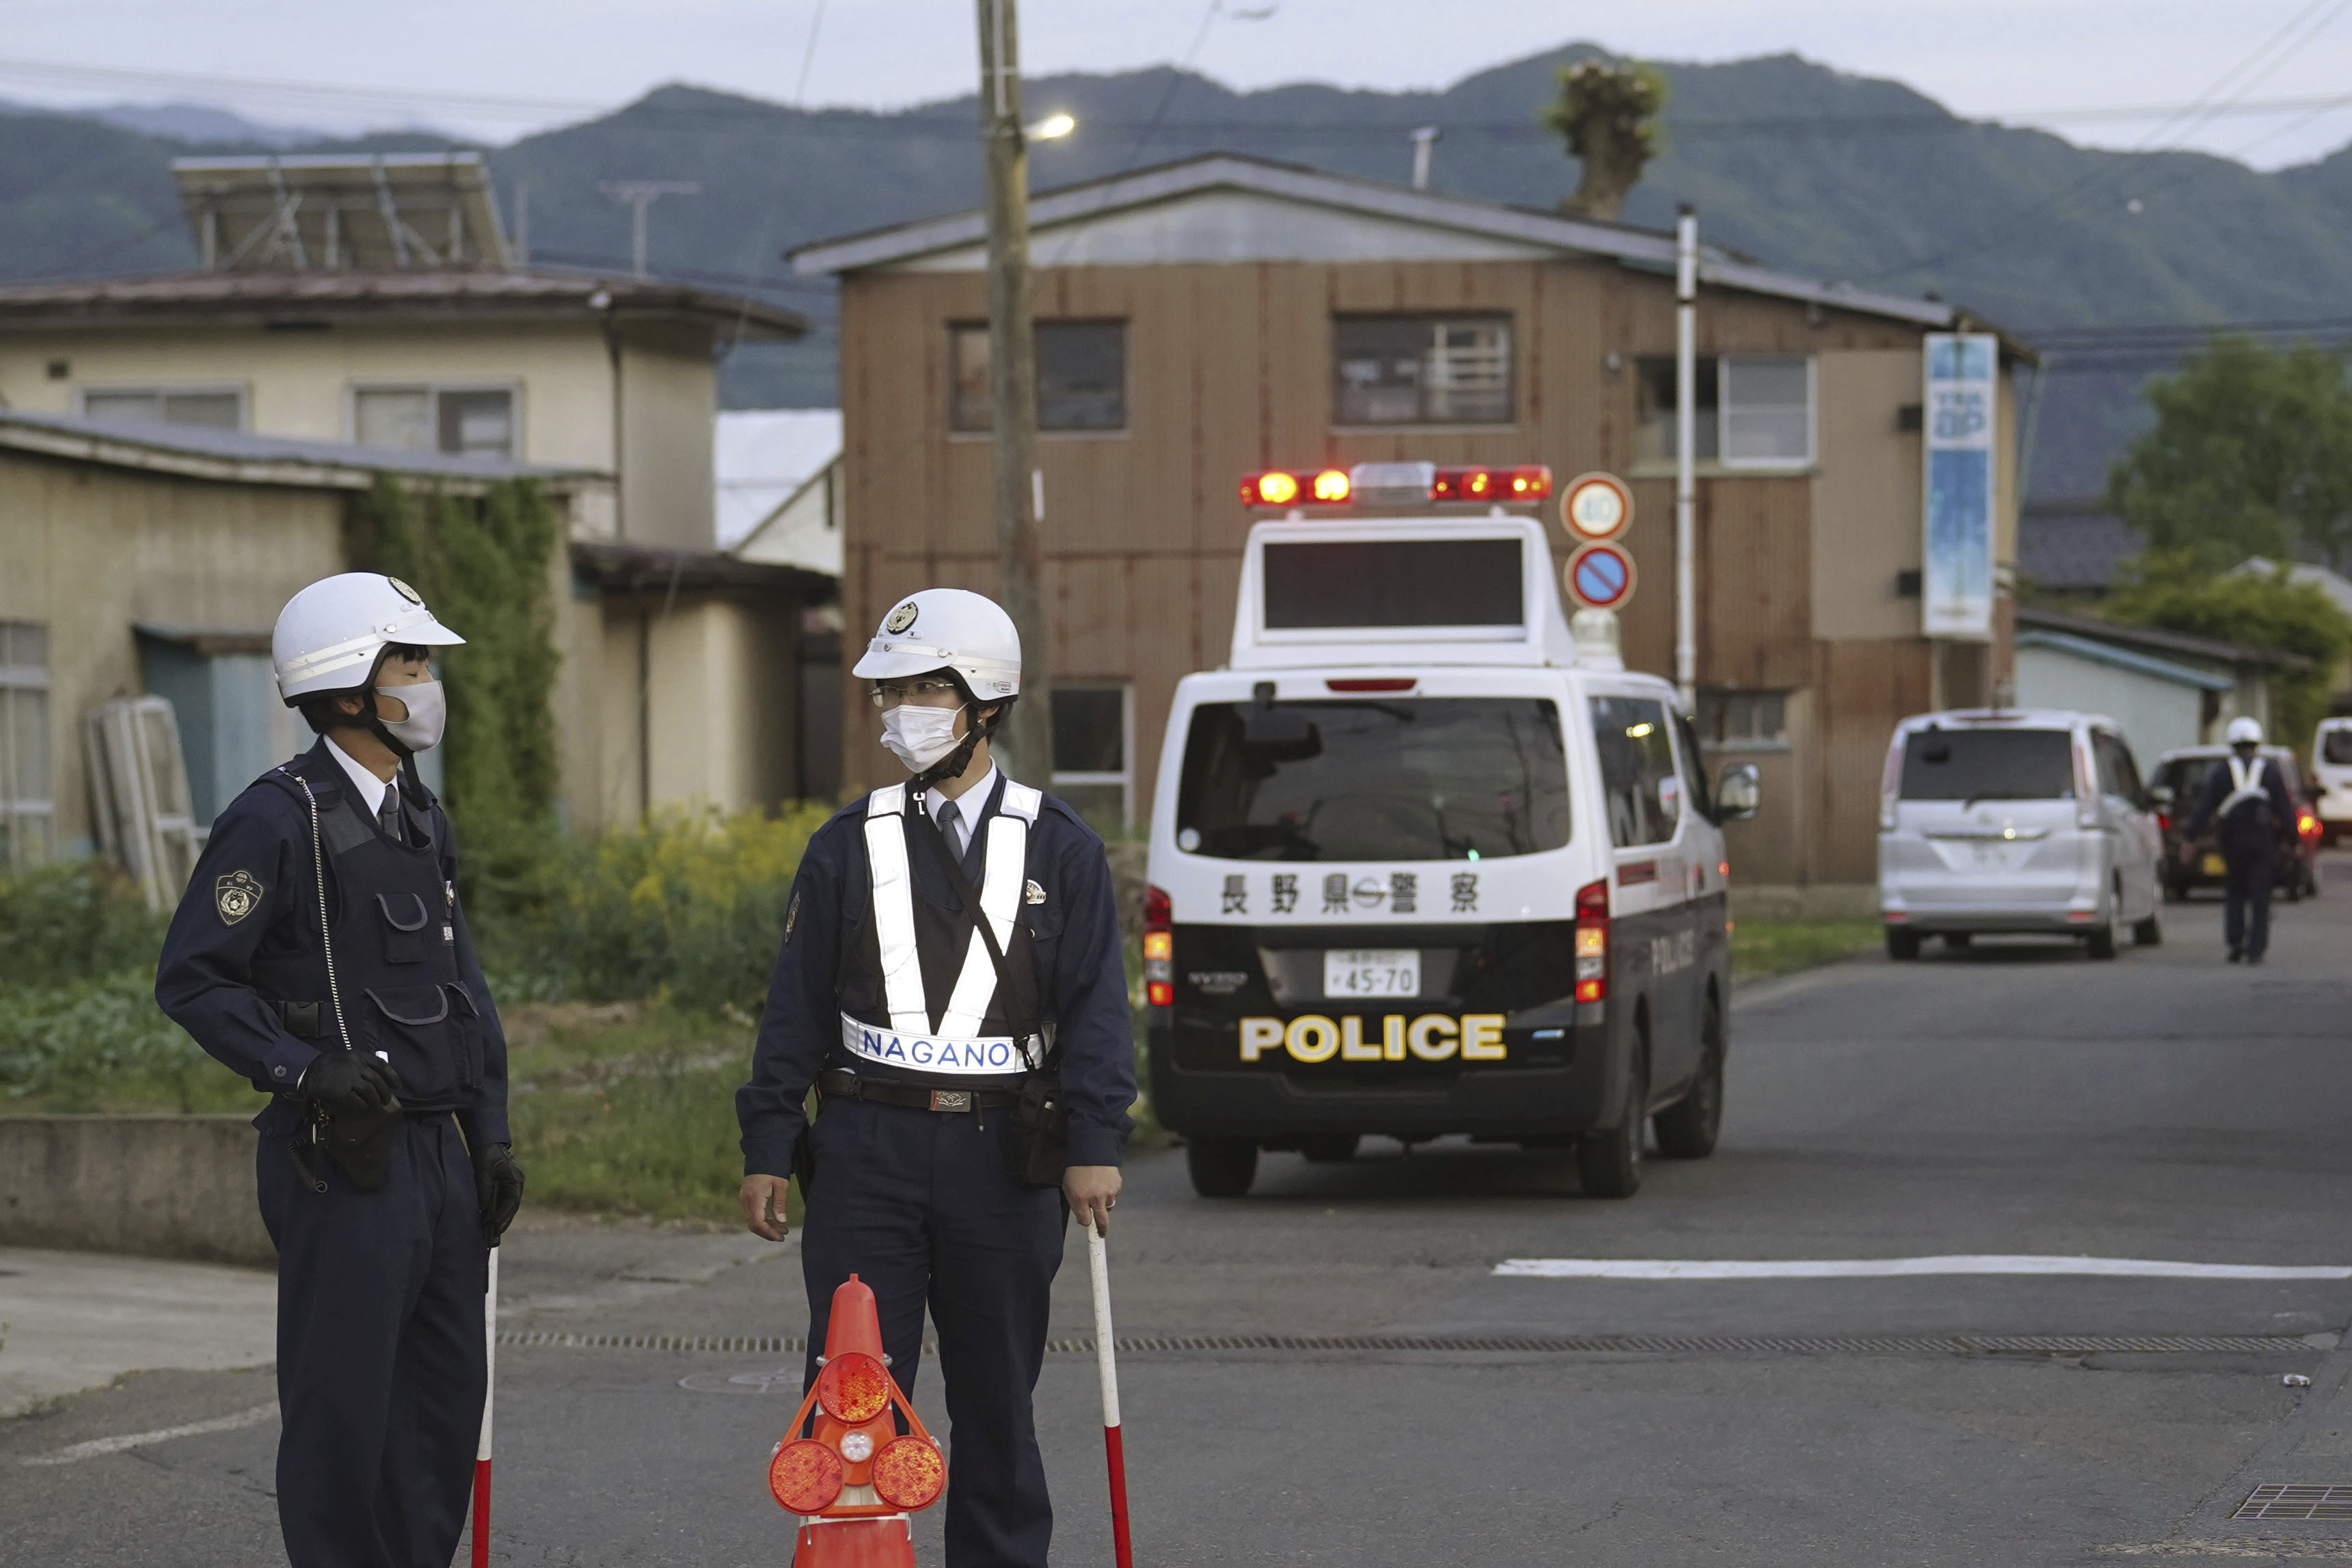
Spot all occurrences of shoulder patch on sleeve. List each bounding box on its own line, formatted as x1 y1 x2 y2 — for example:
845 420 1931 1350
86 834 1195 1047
783 891 803 944
214 869 266 925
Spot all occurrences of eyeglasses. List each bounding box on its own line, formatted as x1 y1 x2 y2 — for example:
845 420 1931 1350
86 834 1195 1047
869 678 964 708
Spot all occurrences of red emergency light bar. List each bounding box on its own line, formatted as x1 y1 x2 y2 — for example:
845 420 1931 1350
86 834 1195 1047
1240 463 1552 509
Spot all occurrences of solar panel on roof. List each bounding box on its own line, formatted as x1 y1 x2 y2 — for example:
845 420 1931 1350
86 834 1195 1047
171 152 513 272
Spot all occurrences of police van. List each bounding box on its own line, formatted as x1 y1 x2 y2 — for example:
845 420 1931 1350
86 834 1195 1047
1141 461 1759 1200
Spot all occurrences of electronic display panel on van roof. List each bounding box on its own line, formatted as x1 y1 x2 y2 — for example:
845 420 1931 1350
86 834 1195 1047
1261 539 1522 629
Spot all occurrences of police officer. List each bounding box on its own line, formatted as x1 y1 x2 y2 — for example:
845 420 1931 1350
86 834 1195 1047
156 572 524 1568
2187 715 2297 965
736 588 1133 1568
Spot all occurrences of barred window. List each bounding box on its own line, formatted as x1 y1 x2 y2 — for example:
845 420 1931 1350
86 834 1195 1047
1 622 54 867
1334 314 1513 426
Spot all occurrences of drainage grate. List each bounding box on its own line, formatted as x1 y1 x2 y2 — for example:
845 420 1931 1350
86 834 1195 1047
499 1328 2314 1358
2236 1485 2352 1522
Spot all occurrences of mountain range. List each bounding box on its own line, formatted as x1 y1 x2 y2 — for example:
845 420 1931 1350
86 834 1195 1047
10 43 2352 498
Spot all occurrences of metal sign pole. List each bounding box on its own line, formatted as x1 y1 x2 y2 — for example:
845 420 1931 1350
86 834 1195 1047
1675 204 1699 714
1085 1221 1134 1568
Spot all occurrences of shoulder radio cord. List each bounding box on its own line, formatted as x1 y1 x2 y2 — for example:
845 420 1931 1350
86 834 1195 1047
294 774 357 1057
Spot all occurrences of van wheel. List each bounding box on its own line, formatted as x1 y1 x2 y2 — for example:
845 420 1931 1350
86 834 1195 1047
1298 1135 1359 1163
2087 904 2120 960
1653 995 1724 1161
2133 908 2163 946
1578 1053 1647 1199
1185 1138 1257 1198
1887 928 1922 960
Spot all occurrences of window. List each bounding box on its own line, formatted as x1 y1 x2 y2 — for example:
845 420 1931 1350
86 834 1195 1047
2322 727 2352 766
79 388 243 429
1635 355 1815 467
353 386 516 458
1178 698 1569 861
1051 684 1133 833
1590 695 1683 848
1333 314 1513 426
0 622 53 867
137 634 307 827
1720 355 1813 465
2092 732 2146 805
1898 729 2074 802
1696 690 1788 751
948 321 1127 433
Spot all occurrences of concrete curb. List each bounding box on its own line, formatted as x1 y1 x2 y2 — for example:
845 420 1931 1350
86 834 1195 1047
0 1116 273 1267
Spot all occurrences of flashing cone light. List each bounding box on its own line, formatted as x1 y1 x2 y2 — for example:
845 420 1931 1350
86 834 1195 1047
472 1246 497 1568
771 1275 945 1567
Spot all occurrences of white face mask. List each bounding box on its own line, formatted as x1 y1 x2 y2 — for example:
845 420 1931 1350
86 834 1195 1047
376 679 447 753
880 703 964 772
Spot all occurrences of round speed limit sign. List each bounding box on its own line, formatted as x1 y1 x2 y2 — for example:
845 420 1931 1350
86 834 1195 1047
1560 471 1633 541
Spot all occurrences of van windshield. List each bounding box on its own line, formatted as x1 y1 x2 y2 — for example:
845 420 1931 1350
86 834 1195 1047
1177 698 1570 861
2324 728 2352 766
1899 728 2075 802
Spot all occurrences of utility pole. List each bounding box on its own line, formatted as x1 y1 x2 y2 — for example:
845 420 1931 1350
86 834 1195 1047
1675 204 1698 714
977 0 1053 781
599 180 699 278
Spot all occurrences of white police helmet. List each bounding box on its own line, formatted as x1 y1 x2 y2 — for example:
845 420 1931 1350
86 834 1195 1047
851 589 1021 701
2226 716 2264 747
272 573 465 704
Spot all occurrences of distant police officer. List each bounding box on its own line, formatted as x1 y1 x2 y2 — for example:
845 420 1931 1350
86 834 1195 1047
736 589 1133 1568
2187 715 2297 965
156 572 524 1568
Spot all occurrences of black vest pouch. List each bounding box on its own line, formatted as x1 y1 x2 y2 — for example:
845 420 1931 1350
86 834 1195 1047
305 1100 399 1192
377 892 430 964
361 982 481 1106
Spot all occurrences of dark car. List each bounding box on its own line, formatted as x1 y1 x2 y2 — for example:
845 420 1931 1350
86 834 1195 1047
2150 745 2323 902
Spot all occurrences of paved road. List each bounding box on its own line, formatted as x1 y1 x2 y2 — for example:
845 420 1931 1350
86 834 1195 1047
8 863 2351 1565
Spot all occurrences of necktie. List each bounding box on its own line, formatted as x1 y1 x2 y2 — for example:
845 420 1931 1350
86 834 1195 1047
379 790 403 847
936 799 964 860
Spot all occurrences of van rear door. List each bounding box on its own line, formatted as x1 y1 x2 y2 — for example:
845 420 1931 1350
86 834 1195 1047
1884 726 2085 908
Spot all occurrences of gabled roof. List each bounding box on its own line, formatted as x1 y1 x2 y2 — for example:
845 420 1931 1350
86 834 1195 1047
2014 629 2236 693
0 267 806 340
791 152 1979 336
0 409 600 493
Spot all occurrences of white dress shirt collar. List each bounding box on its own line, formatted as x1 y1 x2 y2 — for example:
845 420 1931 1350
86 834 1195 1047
923 764 999 851
323 735 394 818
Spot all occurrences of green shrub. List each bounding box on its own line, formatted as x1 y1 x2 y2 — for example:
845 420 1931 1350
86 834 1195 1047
481 805 834 1010
0 861 167 984
0 970 241 1111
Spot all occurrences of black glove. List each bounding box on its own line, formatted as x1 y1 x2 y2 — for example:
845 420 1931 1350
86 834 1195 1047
474 1141 526 1246
296 1053 403 1116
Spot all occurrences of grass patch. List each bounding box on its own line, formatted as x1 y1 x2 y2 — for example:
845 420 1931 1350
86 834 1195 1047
1731 918 1882 979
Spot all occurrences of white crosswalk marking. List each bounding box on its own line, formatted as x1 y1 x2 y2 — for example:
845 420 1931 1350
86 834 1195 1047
21 1402 278 1466
1493 1256 2352 1280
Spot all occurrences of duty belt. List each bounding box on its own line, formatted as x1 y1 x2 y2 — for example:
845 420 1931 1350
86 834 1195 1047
818 1068 1019 1115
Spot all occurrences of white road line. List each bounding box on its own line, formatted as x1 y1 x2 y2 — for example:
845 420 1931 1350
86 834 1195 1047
20 1401 278 1466
1491 1256 2352 1281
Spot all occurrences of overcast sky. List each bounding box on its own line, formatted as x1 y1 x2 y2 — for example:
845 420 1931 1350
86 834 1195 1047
5 0 2352 171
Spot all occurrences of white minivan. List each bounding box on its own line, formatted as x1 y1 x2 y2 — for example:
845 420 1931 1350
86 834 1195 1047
2313 717 2352 847
1143 466 1759 1200
1877 708 2165 959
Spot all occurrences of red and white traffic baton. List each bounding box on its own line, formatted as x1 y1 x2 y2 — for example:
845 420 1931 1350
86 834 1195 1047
1084 1220 1134 1568
472 1246 498 1568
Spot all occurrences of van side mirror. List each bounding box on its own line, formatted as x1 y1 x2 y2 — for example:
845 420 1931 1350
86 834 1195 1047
1714 762 1761 822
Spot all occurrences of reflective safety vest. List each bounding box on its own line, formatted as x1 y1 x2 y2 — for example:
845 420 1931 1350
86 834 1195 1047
2219 756 2274 822
839 779 1044 1082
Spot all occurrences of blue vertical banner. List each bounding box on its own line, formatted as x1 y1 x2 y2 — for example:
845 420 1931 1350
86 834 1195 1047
1922 333 1999 640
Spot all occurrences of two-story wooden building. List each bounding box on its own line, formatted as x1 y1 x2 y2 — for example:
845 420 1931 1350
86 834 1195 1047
794 153 2027 906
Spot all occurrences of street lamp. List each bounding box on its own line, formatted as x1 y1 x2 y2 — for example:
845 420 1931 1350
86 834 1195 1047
1027 111 1076 142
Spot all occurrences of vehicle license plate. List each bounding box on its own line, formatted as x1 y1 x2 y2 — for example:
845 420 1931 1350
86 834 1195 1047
1325 949 1420 998
2202 854 2227 876
1969 841 2013 867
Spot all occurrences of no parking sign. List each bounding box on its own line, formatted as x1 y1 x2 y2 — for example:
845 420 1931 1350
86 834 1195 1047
1565 541 1636 611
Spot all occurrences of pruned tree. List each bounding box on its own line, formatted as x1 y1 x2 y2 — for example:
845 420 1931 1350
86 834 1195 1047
1543 60 1667 222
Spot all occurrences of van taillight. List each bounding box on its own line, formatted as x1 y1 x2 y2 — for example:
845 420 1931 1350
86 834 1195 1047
1573 878 1609 1004
1144 884 1173 1009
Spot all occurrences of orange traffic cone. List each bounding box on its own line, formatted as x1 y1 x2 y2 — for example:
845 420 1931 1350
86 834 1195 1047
770 1274 946 1567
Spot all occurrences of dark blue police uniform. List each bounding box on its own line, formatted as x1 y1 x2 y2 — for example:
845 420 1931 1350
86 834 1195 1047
156 738 508 1568
2187 753 2297 960
738 773 1134 1568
